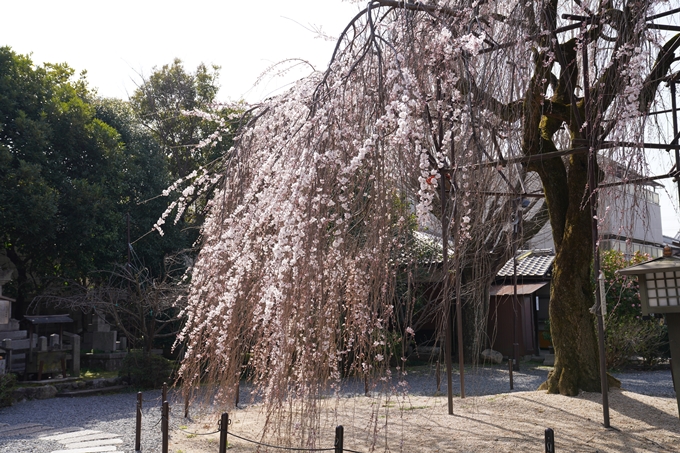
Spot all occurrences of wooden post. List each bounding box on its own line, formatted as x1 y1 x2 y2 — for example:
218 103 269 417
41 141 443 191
162 400 169 453
509 358 514 390
545 428 555 453
184 394 189 418
162 382 167 404
219 412 229 453
135 392 142 452
335 425 344 453
666 313 680 418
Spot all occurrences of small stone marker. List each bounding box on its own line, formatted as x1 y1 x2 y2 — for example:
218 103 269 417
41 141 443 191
49 333 60 348
37 336 48 352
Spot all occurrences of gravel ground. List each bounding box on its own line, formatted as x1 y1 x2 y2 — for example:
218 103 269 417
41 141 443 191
0 365 675 453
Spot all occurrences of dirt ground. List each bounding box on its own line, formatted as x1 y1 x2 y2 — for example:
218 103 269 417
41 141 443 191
170 389 680 452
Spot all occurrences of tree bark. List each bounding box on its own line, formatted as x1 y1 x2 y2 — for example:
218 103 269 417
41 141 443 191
537 153 600 393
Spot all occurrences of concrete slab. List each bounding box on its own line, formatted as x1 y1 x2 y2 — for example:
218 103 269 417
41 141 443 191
64 438 123 449
28 427 82 438
51 447 117 453
40 429 101 441
57 432 120 443
0 425 53 436
0 423 42 435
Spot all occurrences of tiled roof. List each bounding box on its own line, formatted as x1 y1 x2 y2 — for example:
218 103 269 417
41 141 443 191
497 249 554 278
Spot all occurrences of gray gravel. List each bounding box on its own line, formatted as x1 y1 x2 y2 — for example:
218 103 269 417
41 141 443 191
0 366 675 452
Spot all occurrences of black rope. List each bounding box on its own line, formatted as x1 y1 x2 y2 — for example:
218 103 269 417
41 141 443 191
227 431 336 452
178 427 221 436
150 416 164 428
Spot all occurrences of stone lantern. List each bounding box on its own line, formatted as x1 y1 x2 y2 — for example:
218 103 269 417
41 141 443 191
618 246 680 417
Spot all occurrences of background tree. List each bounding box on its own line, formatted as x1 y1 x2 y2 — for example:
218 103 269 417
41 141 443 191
93 97 197 276
35 252 189 353
0 48 198 320
130 59 232 179
0 47 126 315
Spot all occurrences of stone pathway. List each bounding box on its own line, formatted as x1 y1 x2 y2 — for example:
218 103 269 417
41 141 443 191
0 423 125 452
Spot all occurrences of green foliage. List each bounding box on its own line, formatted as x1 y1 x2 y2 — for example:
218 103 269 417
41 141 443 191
119 351 175 389
601 250 669 368
0 373 17 407
605 316 668 369
601 250 649 319
130 58 234 179
0 46 131 311
93 98 197 276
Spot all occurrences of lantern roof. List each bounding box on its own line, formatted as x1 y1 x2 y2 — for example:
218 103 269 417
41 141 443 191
618 247 680 275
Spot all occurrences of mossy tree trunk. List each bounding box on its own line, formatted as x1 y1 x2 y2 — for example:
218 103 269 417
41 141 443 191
519 3 680 395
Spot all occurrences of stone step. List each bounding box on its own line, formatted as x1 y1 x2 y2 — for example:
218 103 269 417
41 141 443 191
64 438 123 449
3 336 37 350
57 385 127 397
0 330 28 340
0 425 54 436
40 429 102 441
0 319 20 332
51 446 118 453
57 432 120 444
29 427 83 438
0 423 42 436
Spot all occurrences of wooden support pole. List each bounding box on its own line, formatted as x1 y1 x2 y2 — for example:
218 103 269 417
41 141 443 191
509 358 514 390
135 392 142 452
219 412 229 453
545 428 555 453
335 425 344 453
162 400 169 453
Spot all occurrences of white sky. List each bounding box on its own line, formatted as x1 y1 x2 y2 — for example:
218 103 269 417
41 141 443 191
2 0 679 237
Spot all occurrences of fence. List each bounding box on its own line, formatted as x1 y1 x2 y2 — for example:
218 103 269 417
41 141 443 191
134 383 558 453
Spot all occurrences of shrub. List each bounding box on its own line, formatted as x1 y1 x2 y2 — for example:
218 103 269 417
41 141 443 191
601 250 668 369
605 315 668 369
119 352 175 389
0 373 17 407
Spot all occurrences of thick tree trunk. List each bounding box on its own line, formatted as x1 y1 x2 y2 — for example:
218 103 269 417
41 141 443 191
537 153 600 395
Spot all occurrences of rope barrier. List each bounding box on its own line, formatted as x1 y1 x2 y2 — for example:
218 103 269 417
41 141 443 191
150 416 164 428
227 431 336 451
178 427 221 436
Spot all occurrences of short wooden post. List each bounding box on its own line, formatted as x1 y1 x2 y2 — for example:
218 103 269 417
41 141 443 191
545 428 555 453
335 425 344 453
219 412 229 453
135 392 142 452
184 394 189 418
509 358 514 390
162 382 168 404
162 400 169 453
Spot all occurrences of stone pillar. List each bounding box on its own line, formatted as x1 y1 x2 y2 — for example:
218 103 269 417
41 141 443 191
49 334 60 348
64 332 80 377
37 336 48 352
